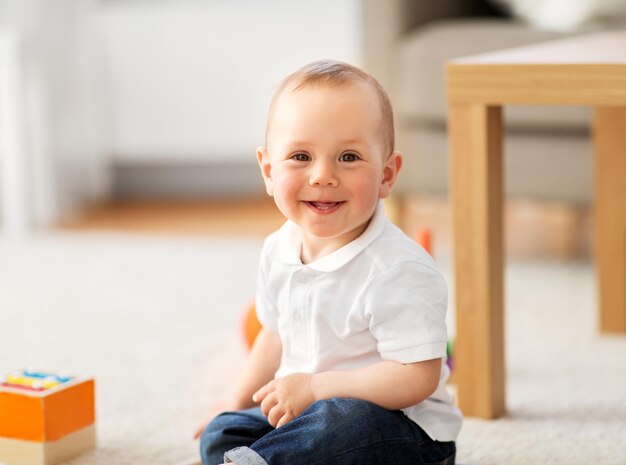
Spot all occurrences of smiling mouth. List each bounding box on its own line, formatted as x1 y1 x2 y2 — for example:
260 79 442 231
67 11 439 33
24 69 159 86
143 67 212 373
304 201 345 214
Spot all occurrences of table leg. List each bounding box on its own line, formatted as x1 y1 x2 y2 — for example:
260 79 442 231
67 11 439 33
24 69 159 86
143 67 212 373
594 106 626 333
449 104 506 418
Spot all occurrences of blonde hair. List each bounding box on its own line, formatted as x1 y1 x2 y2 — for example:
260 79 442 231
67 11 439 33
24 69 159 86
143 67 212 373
265 60 395 154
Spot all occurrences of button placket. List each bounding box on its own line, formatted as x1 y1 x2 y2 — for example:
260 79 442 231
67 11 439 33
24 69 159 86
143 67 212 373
288 268 313 358
292 271 308 324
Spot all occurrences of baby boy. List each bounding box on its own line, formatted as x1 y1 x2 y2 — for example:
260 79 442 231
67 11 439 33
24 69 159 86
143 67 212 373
198 60 462 465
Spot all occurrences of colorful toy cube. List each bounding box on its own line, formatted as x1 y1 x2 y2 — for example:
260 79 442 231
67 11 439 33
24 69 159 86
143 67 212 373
0 370 95 465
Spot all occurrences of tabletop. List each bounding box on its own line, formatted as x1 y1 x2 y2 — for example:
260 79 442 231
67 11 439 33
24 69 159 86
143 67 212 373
447 31 626 106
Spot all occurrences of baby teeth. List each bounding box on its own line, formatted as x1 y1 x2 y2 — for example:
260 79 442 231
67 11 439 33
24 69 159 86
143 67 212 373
311 202 338 210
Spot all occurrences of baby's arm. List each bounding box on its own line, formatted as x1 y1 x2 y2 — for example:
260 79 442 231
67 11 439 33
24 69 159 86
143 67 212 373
231 327 282 408
193 328 281 439
311 358 441 410
253 358 440 428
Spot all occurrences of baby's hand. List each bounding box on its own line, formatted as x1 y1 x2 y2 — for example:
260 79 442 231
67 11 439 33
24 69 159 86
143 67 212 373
252 373 315 428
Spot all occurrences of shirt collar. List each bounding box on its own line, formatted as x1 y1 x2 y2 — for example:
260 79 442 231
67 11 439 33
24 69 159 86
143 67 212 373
273 200 387 272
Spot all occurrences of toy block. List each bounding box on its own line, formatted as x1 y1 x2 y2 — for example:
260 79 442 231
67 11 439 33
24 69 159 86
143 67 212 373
0 370 96 465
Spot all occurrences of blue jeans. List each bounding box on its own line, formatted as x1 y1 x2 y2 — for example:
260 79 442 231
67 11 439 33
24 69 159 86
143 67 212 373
200 398 455 465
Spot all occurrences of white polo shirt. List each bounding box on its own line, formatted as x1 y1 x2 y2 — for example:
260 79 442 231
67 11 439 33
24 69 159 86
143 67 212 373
255 202 462 442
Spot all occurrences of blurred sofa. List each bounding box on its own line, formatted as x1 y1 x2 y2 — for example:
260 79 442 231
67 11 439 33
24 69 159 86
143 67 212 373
360 0 605 205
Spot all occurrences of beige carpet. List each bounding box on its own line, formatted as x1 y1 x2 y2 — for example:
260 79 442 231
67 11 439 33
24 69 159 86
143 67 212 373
0 232 624 465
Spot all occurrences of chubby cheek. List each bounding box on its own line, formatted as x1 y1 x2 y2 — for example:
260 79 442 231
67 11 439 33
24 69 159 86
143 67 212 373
351 172 382 205
271 172 303 214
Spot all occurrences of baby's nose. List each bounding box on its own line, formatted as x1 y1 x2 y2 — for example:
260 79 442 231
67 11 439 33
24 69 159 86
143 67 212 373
309 163 339 186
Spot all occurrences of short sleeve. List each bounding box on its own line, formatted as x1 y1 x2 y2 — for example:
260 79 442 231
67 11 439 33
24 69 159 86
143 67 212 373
255 237 279 331
365 262 448 363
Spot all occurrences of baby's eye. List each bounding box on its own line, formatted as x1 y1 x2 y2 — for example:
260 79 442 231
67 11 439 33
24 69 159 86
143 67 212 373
292 153 310 162
339 152 359 162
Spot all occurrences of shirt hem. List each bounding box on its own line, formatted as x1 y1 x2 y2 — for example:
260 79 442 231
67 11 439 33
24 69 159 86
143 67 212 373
380 342 447 364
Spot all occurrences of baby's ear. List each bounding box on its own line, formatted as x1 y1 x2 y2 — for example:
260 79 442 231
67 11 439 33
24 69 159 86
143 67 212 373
256 146 274 196
379 151 403 199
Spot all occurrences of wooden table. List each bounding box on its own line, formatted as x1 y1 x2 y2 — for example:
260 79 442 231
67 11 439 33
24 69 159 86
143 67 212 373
446 31 626 419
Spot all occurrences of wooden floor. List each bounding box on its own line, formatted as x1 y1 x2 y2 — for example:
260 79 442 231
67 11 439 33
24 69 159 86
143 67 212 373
62 195 592 259
62 197 286 237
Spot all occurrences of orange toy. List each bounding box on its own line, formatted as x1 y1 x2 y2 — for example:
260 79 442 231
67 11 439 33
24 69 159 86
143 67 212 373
415 226 433 256
242 227 435 350
0 370 95 465
243 301 263 350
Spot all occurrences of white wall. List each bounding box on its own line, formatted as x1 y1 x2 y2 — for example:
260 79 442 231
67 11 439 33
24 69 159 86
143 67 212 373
101 0 363 163
0 0 110 232
1 0 365 228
